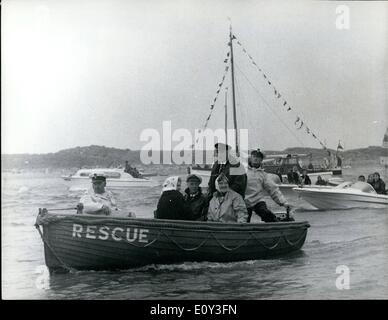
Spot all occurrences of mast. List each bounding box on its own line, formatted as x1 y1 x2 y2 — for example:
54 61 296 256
224 88 228 146
229 24 239 155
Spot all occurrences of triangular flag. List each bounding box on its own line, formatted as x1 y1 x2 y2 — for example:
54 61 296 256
283 101 287 106
287 107 291 111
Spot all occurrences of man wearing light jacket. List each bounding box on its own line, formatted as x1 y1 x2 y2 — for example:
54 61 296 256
245 150 292 223
77 174 118 215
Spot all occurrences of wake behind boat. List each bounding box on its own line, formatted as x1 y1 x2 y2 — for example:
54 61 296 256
294 181 388 210
35 209 310 273
62 168 160 189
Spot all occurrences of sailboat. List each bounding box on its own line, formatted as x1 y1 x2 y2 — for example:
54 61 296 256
189 26 342 188
35 26 310 273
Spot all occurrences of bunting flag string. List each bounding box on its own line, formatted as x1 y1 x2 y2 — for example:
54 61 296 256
233 34 328 150
193 45 231 147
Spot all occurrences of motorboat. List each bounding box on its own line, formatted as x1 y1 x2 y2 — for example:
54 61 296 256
293 181 388 210
35 209 309 273
61 168 160 189
277 177 344 198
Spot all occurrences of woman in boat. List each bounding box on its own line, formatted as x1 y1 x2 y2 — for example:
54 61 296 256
183 174 207 221
371 172 387 195
301 169 311 185
155 176 193 220
207 174 248 223
315 175 327 186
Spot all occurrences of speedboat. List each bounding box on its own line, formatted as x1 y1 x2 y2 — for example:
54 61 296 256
278 177 344 198
293 181 388 210
61 168 160 189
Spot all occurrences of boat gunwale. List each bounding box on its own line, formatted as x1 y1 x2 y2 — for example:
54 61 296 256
38 212 310 232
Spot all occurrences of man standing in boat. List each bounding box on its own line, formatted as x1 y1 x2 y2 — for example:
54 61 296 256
245 150 292 222
77 174 118 215
207 142 247 198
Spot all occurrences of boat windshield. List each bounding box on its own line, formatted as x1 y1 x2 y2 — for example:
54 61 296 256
335 181 376 193
350 182 376 193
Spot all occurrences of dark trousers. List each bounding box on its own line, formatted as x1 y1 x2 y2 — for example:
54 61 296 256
247 201 279 223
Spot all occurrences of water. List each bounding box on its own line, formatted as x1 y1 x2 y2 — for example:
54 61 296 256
2 166 387 299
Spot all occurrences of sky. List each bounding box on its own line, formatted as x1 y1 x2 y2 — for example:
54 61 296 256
2 0 387 154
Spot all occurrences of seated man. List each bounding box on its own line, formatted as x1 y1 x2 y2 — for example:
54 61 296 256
207 174 248 223
245 150 292 223
183 174 207 221
358 175 366 182
77 174 118 215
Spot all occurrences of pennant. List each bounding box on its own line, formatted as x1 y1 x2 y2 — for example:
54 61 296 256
268 81 271 85
210 104 214 110
283 101 287 106
312 133 317 138
216 89 220 94
232 35 236 40
248 55 252 60
274 89 278 95
252 61 257 66
263 74 267 79
237 41 241 46
298 121 304 129
224 59 228 63
294 117 300 125
227 52 230 57
306 127 310 134
243 48 247 53
287 107 291 111
277 93 281 99
225 66 229 72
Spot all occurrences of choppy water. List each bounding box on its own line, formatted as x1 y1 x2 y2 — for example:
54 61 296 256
2 166 388 299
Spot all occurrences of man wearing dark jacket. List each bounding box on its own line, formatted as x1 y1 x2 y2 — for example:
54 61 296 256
207 143 247 198
184 174 207 221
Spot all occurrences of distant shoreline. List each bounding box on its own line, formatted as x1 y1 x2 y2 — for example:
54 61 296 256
2 145 387 170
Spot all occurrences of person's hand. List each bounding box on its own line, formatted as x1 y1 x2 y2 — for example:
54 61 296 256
76 203 84 214
101 205 111 215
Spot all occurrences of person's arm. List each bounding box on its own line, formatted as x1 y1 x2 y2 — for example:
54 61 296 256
233 194 248 223
80 194 104 213
263 174 288 207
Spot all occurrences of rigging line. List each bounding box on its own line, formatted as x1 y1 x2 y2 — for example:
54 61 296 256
234 71 256 146
234 63 306 147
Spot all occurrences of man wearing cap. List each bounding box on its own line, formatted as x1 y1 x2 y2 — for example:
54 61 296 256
184 174 208 221
208 142 247 199
77 174 118 215
245 150 292 222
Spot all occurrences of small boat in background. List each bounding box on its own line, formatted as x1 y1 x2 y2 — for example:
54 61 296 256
294 181 388 210
61 168 160 189
35 210 310 273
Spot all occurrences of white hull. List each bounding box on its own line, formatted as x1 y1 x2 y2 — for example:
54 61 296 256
294 188 388 210
65 177 160 189
62 168 160 189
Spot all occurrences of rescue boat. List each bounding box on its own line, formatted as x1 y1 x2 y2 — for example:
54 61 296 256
35 209 310 273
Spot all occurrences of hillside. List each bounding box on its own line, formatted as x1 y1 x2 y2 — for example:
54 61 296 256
2 145 387 170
